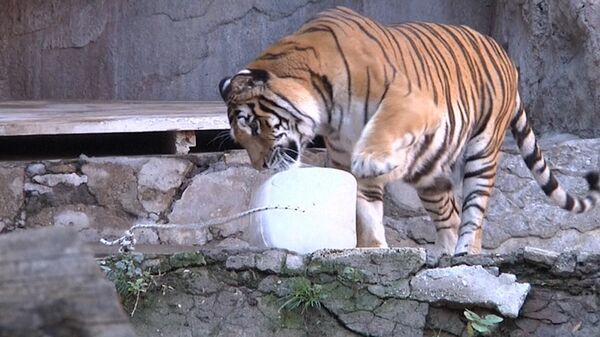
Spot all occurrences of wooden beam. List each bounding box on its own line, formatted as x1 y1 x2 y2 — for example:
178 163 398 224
0 101 229 136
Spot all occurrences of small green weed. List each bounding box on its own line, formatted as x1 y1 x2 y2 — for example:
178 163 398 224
338 266 365 284
279 278 324 314
464 309 503 336
98 253 154 316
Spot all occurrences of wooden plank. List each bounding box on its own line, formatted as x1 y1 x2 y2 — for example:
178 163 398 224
0 101 229 136
0 227 136 337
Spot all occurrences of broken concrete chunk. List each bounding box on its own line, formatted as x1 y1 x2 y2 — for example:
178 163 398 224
410 265 530 318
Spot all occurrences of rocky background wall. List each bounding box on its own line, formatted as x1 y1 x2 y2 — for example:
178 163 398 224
1 0 598 136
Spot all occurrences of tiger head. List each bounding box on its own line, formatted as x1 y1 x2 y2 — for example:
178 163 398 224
219 68 321 171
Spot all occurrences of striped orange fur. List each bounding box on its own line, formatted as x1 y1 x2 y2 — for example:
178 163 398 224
219 7 599 256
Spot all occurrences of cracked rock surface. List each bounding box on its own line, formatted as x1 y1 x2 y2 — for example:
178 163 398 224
116 247 600 337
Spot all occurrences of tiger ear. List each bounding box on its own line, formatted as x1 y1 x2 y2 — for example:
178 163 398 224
219 77 232 101
225 69 270 101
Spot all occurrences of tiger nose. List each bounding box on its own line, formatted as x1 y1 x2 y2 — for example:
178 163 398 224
262 162 269 169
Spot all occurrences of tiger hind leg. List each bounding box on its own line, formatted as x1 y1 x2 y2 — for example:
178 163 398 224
417 182 461 256
454 137 501 256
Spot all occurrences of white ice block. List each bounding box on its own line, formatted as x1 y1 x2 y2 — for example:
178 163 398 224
248 167 357 254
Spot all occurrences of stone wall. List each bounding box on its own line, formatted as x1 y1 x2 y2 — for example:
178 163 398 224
1 135 599 255
2 0 598 136
113 247 600 337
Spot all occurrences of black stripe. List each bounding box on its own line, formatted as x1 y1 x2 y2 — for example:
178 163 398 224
585 195 597 207
565 195 575 210
463 189 491 204
462 203 486 214
409 24 455 105
541 175 559 195
325 139 346 153
258 96 300 123
364 67 371 125
585 172 599 190
321 25 352 114
510 103 525 130
334 12 397 72
524 148 541 170
406 122 449 182
393 27 424 88
330 158 346 169
404 133 435 183
464 164 496 179
257 101 285 119
434 212 454 223
436 225 455 230
258 46 318 61
419 195 445 204
308 70 333 121
271 92 317 126
358 191 384 202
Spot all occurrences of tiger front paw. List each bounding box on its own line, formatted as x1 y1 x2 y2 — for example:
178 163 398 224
351 151 398 178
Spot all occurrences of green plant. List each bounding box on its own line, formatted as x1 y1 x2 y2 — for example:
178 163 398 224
463 309 503 336
338 266 365 284
98 253 154 316
279 278 324 314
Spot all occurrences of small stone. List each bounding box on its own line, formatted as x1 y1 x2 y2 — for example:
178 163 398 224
257 275 283 294
225 254 256 270
24 183 53 194
255 250 286 273
133 228 160 245
53 209 90 230
551 252 577 275
33 173 87 187
367 279 410 299
215 237 250 249
26 163 46 176
148 212 160 221
137 158 191 213
46 163 77 174
0 167 24 220
524 246 559 266
159 227 211 246
284 254 306 272
485 266 500 276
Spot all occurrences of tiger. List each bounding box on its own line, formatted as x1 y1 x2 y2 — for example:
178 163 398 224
218 6 599 256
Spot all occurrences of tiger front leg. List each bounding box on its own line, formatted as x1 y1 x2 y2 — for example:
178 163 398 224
355 177 388 248
351 84 442 179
